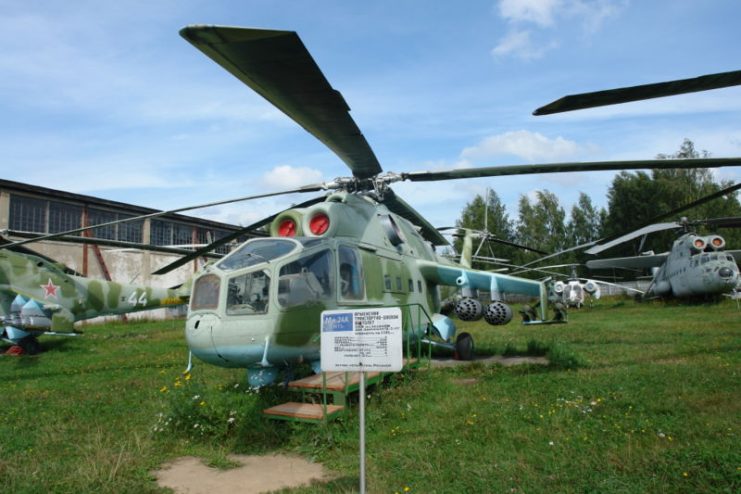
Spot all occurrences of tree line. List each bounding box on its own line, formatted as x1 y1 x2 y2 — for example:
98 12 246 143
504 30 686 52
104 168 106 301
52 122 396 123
453 139 741 272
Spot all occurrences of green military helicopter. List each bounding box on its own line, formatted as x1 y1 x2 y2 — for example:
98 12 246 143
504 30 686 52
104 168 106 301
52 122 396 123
8 27 740 383
0 238 192 354
164 26 741 386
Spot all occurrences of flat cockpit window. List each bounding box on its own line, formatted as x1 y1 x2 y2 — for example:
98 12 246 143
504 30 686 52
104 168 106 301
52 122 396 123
227 271 270 315
191 274 220 311
218 239 297 271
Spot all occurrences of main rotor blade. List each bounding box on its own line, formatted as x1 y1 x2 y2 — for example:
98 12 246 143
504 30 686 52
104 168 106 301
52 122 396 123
5 185 324 249
519 181 741 264
585 182 741 255
438 227 548 255
152 195 326 275
701 216 741 229
402 157 741 182
648 182 741 224
181 25 382 179
534 69 741 115
4 230 224 258
585 223 681 255
382 189 449 246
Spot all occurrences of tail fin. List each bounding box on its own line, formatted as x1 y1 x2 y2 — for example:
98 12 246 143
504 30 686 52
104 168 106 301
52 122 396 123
460 229 473 268
172 275 194 299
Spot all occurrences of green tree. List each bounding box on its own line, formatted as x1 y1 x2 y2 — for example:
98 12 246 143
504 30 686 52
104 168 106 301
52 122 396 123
515 190 567 263
454 189 518 268
567 192 604 246
603 139 741 254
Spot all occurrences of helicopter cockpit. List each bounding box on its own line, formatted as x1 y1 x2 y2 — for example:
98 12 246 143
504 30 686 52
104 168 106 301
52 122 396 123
190 237 365 316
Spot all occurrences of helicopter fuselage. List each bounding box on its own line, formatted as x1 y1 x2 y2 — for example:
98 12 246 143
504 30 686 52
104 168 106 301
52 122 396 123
649 233 739 297
0 248 188 349
184 192 455 380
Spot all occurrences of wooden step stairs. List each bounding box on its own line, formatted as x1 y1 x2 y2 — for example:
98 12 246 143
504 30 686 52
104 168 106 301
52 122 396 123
263 370 382 423
262 402 344 422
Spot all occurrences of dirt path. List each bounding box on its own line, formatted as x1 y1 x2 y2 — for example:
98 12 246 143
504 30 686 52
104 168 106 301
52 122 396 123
154 454 333 494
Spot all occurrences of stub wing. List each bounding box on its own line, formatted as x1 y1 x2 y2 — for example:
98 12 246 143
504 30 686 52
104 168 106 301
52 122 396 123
727 250 741 263
586 253 669 270
417 260 543 297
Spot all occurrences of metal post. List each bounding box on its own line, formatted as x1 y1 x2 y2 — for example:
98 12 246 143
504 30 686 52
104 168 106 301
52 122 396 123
359 370 366 494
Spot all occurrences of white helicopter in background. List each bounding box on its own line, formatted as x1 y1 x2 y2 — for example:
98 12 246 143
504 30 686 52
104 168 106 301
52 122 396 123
551 265 605 308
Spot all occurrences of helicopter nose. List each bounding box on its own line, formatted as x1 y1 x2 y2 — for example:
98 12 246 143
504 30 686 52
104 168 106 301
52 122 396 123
718 267 734 279
185 313 223 365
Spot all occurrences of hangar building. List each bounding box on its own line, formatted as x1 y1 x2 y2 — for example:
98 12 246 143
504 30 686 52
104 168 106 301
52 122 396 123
0 179 247 320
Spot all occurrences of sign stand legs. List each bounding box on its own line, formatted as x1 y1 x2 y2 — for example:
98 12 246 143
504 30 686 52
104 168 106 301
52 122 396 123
359 370 366 494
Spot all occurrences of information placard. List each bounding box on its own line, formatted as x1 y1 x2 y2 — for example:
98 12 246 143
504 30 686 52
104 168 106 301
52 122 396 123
320 307 403 372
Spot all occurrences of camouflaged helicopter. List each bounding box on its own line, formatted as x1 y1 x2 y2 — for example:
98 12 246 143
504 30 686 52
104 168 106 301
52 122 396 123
168 27 741 386
0 239 192 354
8 26 741 384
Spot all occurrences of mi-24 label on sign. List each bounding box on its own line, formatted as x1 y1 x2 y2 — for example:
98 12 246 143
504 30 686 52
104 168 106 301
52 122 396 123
320 308 403 372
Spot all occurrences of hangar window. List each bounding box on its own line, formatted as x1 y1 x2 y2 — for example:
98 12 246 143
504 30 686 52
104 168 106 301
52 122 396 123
49 201 82 234
196 228 235 255
118 214 143 243
151 219 173 246
173 222 193 246
88 208 117 240
9 195 46 233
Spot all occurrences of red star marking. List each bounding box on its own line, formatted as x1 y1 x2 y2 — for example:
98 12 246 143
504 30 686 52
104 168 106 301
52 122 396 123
40 278 59 299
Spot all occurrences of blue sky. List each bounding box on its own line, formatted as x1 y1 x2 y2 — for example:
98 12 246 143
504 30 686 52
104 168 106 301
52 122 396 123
2 0 740 232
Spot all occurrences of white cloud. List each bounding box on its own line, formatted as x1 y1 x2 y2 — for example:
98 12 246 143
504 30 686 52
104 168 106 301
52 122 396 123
498 0 561 27
567 0 625 34
261 165 324 189
493 0 624 59
459 130 582 163
491 30 557 60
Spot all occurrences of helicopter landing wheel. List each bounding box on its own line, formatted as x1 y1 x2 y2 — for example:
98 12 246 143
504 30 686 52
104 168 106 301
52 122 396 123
18 336 42 355
454 332 474 361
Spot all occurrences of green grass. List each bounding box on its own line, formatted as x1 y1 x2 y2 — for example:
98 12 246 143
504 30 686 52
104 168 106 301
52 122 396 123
1 299 739 493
